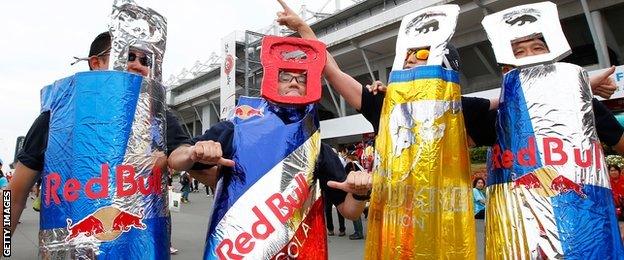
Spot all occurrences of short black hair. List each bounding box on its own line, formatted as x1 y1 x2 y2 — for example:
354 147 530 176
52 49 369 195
88 31 111 70
609 164 621 172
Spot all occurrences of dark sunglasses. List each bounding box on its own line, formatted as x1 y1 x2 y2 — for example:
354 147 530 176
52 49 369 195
128 52 152 67
278 71 306 84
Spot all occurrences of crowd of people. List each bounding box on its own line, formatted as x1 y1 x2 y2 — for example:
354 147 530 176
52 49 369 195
2 0 624 258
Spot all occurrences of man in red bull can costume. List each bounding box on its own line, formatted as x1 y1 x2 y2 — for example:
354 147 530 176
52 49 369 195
280 1 478 259
7 0 189 258
168 36 372 259
481 2 624 258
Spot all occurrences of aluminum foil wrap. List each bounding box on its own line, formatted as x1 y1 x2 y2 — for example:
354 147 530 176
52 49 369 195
39 71 170 259
204 97 327 259
365 66 475 259
110 0 167 82
486 63 624 259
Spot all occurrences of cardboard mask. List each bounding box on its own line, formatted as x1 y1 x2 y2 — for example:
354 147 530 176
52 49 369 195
392 4 460 71
260 36 327 105
482 1 571 67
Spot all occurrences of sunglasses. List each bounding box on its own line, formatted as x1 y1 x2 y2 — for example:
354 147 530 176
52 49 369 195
128 52 152 67
278 71 307 84
406 49 430 60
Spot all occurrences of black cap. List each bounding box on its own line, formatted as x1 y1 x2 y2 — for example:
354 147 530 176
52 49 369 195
444 44 461 71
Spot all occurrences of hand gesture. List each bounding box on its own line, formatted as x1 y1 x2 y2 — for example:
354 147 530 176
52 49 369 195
190 141 235 167
365 81 387 95
327 171 372 196
590 66 617 99
276 0 305 32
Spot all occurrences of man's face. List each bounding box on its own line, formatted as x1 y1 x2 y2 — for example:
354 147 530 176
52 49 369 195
403 49 428 69
126 49 151 77
278 71 307 97
512 38 550 58
90 48 150 77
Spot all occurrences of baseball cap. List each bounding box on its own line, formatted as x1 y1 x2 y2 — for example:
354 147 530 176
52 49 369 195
444 44 461 71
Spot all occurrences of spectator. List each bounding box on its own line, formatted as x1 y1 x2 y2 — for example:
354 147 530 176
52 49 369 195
193 178 199 192
345 154 365 240
164 168 179 254
324 192 346 237
473 177 486 219
0 159 8 189
609 165 624 220
180 171 191 203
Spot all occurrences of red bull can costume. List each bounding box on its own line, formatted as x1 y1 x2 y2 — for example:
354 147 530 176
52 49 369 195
39 1 170 258
205 36 330 259
364 5 476 259
482 2 624 259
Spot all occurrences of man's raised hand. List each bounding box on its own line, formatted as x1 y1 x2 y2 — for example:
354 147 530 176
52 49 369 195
276 0 305 31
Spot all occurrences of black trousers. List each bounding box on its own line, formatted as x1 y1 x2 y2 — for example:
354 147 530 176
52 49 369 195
324 197 345 232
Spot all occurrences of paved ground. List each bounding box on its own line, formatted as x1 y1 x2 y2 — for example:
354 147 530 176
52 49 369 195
10 188 623 259
8 189 486 259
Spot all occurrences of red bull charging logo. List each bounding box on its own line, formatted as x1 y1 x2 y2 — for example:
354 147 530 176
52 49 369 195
234 105 264 120
65 207 146 242
41 163 157 242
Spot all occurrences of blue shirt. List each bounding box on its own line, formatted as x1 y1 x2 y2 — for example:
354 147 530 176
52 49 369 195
473 188 486 215
0 177 8 189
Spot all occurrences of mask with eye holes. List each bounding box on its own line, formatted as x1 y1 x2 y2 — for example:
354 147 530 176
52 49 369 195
260 36 326 105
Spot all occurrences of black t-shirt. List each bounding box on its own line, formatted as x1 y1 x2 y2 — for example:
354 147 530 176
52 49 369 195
360 86 495 145
17 110 191 171
192 120 348 207
360 86 623 147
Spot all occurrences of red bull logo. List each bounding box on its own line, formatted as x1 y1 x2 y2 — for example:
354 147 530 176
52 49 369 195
65 206 146 242
66 215 105 241
216 173 309 259
112 210 147 232
234 105 264 120
513 172 542 189
44 163 162 206
550 175 585 197
512 169 586 197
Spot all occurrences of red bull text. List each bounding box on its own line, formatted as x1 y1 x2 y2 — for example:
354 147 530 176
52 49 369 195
216 173 309 259
45 164 162 206
492 137 603 169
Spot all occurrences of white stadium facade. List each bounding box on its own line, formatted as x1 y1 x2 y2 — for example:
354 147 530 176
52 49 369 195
166 0 624 144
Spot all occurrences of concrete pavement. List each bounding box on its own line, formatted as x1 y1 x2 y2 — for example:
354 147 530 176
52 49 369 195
9 189 489 259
